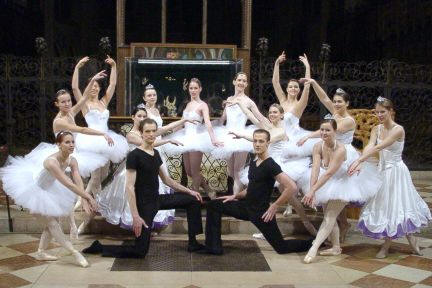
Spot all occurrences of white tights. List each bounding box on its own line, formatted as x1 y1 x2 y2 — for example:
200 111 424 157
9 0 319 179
306 200 347 258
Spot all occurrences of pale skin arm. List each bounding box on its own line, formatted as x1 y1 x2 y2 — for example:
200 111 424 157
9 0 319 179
217 188 247 202
272 51 287 104
126 169 148 237
126 132 142 146
100 55 117 106
200 103 223 146
262 172 297 222
69 158 97 213
158 167 203 202
71 56 89 103
293 54 311 117
302 144 346 207
297 129 321 146
54 120 114 145
155 119 193 136
301 79 334 114
349 125 404 174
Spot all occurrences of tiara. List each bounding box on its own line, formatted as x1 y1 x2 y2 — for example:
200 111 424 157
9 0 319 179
145 84 154 90
336 88 346 94
136 103 146 109
324 113 334 120
377 96 388 102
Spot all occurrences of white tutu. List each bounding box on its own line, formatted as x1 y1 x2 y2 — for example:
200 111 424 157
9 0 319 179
0 156 77 217
357 130 431 239
210 125 255 159
24 142 109 178
298 143 382 206
74 109 129 163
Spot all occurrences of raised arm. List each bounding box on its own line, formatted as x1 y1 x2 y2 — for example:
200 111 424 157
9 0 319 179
201 103 223 147
301 78 334 114
71 70 107 116
71 56 89 103
272 51 287 104
293 54 311 117
100 55 117 106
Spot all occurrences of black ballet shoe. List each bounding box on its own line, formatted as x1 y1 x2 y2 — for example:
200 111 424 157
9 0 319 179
195 247 223 255
82 240 103 254
187 242 206 252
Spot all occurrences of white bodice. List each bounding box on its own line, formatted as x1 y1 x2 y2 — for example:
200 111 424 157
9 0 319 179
377 125 404 170
84 109 110 133
284 112 300 129
35 157 70 190
183 110 203 136
336 129 355 144
225 104 248 130
268 140 285 160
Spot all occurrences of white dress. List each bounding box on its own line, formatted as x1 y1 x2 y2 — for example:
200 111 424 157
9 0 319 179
0 155 77 217
357 125 431 239
163 110 213 155
97 115 175 229
297 141 382 206
240 140 311 186
23 114 109 178
74 108 129 163
210 104 255 159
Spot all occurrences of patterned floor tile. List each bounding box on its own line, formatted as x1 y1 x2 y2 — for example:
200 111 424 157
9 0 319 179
395 256 432 272
0 255 44 272
373 264 432 283
88 285 127 288
7 240 59 254
420 276 432 285
350 274 414 288
0 272 32 288
0 247 24 260
331 256 389 273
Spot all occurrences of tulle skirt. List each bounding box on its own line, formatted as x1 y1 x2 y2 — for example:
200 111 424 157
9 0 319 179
24 142 109 178
0 156 77 217
75 130 129 163
357 161 431 239
298 161 382 206
163 125 215 155
209 125 255 159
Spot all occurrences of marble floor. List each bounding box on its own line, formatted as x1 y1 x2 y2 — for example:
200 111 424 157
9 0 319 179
0 179 431 288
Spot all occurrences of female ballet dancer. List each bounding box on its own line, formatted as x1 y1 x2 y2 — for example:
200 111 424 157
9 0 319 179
349 97 431 258
163 78 222 195
301 118 381 263
296 79 361 242
272 51 320 216
211 72 264 195
229 101 317 237
73 56 129 234
0 132 98 267
97 104 192 230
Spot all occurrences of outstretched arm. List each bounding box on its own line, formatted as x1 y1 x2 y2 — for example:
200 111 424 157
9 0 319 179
71 57 89 103
294 54 311 117
272 51 287 104
54 120 114 145
159 167 202 202
301 78 334 114
101 55 117 107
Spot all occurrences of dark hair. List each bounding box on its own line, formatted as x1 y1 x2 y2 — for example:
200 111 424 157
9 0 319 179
54 89 71 102
333 88 350 103
253 129 271 141
287 79 300 86
55 131 74 143
189 78 202 88
320 119 338 130
139 118 158 133
132 105 148 116
234 72 248 81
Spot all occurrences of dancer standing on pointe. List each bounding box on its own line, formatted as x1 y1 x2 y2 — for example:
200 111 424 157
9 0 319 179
228 101 317 237
198 129 313 255
301 118 381 263
349 97 431 258
73 56 129 235
211 72 264 195
0 132 97 267
83 118 204 258
163 78 222 197
295 79 362 242
97 104 194 230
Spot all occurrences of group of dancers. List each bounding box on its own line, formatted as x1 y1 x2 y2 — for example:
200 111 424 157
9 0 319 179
0 52 430 267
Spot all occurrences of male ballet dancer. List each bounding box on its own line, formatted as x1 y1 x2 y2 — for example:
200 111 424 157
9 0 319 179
199 129 313 255
83 118 204 257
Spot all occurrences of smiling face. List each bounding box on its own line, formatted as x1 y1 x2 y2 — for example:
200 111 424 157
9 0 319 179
55 93 72 113
89 81 101 99
233 73 248 92
188 81 202 100
132 109 147 126
57 133 75 155
286 80 300 99
268 105 283 124
143 89 157 106
332 95 349 113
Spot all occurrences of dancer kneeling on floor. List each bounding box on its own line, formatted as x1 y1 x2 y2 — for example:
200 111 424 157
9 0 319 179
83 118 204 258
197 129 314 255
